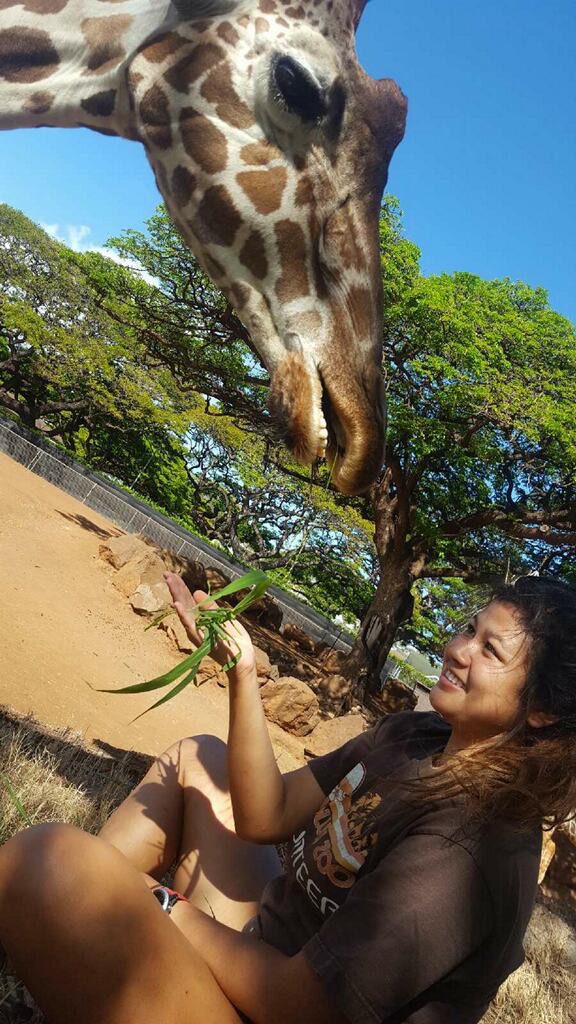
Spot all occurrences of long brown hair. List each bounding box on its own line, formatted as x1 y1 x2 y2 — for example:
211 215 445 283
418 577 576 832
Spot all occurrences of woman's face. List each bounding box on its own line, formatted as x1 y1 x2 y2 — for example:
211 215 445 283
430 601 531 751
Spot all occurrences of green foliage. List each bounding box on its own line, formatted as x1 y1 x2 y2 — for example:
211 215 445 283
386 653 435 691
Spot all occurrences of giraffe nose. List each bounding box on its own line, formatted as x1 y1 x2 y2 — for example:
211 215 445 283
273 55 328 122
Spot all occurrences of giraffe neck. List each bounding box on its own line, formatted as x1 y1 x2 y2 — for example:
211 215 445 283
0 0 178 137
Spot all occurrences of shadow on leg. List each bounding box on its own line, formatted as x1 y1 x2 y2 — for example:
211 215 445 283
0 823 242 1024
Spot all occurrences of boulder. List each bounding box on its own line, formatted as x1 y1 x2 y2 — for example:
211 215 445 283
242 593 283 631
161 615 194 654
260 677 321 736
305 713 367 757
317 648 349 675
113 550 166 598
196 656 229 689
282 622 316 654
380 676 418 714
205 566 233 597
318 673 350 699
253 645 272 679
129 580 171 615
99 533 149 570
160 554 208 595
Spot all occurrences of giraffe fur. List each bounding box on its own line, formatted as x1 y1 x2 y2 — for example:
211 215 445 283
0 0 407 495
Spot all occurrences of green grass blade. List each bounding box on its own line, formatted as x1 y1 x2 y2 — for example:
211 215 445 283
1 773 32 826
93 639 212 695
206 570 269 606
131 667 199 721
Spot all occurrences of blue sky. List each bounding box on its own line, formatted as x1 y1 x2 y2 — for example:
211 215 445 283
1 0 574 323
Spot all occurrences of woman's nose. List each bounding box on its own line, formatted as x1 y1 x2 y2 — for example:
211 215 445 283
446 634 471 665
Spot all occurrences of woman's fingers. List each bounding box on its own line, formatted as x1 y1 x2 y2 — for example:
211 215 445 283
164 572 193 607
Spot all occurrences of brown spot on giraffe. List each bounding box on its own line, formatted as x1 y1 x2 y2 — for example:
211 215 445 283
293 309 322 336
275 221 310 302
180 108 228 174
139 84 172 149
295 176 314 207
201 62 254 130
240 142 277 166
23 89 54 115
255 17 269 33
285 6 306 18
216 21 240 46
0 27 59 83
0 0 66 11
81 88 117 118
259 0 278 11
171 165 197 208
345 285 374 341
140 31 187 64
81 15 132 75
229 282 250 310
203 254 226 280
239 231 268 280
237 168 287 215
163 42 224 95
192 186 242 248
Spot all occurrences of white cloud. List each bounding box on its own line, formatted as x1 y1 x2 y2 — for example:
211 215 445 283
40 221 160 288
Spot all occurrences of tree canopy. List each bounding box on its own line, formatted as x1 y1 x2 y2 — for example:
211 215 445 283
1 199 575 675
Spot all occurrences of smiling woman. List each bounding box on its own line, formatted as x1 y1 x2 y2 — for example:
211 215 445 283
425 576 576 831
1 574 575 1024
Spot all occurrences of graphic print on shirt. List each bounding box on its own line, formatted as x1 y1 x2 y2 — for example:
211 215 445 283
290 761 383 916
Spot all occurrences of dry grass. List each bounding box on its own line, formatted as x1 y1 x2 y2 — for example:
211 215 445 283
0 708 574 1024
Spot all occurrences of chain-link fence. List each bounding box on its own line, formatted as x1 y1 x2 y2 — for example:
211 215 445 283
0 415 353 650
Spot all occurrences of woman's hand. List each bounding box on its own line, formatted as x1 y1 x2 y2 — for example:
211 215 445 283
164 572 257 677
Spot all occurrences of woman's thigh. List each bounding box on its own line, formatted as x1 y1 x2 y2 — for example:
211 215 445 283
0 823 243 1024
172 735 282 930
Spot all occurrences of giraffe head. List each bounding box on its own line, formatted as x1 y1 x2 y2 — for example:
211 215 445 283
130 0 407 494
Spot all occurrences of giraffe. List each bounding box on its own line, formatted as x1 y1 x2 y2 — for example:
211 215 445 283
0 0 407 494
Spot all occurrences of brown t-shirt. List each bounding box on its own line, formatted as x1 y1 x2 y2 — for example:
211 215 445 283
256 711 542 1024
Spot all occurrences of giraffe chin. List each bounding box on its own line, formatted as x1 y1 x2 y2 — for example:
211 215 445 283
268 353 383 496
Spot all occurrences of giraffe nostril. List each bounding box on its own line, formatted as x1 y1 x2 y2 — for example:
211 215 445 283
272 55 328 123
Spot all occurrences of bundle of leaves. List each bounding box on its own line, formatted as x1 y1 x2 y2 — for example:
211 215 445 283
95 571 269 717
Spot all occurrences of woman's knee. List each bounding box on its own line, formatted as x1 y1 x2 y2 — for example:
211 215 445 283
163 734 229 791
0 822 85 909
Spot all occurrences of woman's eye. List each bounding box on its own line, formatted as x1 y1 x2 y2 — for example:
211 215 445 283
484 642 496 656
464 622 475 635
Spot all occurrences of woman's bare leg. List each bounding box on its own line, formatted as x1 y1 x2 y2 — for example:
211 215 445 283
0 822 243 1024
99 734 281 929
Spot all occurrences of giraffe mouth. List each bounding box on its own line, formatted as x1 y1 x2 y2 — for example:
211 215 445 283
268 354 384 495
319 364 386 496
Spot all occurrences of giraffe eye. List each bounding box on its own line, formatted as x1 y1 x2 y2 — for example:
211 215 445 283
272 56 327 123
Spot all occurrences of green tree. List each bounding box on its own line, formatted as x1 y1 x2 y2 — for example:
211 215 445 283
343 203 576 696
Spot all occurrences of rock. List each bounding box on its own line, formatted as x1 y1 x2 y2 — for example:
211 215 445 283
317 648 349 675
161 615 194 654
260 676 321 736
305 713 367 757
243 594 283 631
539 830 557 885
253 646 272 678
196 656 229 689
318 674 350 700
546 826 576 900
161 554 208 595
129 580 171 615
205 566 233 596
282 622 316 654
113 550 166 598
380 676 418 714
99 533 149 570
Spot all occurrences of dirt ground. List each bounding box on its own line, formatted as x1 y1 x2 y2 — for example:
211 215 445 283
0 453 305 771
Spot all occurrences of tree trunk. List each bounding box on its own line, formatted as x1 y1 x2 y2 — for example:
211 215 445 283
342 557 415 704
